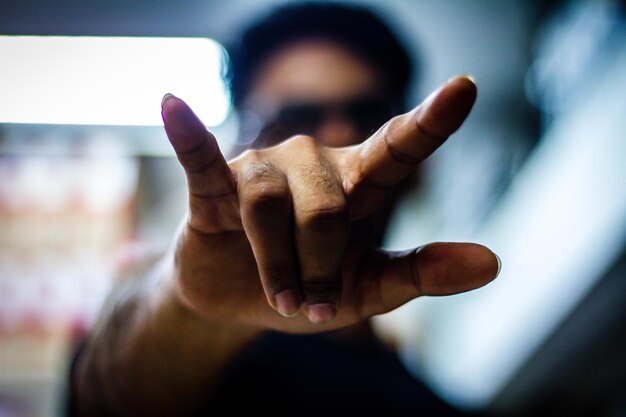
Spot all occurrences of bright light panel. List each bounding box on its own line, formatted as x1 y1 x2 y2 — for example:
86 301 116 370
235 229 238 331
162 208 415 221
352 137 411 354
0 36 230 126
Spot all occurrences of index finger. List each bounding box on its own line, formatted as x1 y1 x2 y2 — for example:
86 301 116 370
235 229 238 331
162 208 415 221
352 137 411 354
355 75 477 186
162 94 240 233
161 94 235 198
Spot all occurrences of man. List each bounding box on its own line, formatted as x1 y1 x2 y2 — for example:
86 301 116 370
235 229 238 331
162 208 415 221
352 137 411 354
70 3 500 416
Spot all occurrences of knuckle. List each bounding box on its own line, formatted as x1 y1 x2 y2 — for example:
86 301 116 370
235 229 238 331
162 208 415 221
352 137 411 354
236 148 256 161
382 114 404 134
242 160 280 185
289 134 316 147
298 162 335 190
245 186 290 214
298 203 348 231
241 161 289 212
366 115 396 145
369 115 401 150
178 142 214 174
279 134 318 154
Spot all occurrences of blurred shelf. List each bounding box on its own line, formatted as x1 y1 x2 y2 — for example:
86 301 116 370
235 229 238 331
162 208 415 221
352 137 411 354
0 113 238 158
0 124 173 157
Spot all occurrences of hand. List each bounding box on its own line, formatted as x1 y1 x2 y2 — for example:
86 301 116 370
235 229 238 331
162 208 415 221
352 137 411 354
160 76 500 333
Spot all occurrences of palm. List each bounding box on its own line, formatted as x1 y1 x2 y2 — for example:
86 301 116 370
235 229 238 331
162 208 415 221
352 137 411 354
180 214 385 332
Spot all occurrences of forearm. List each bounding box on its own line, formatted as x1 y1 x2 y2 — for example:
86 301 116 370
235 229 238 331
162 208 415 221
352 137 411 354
73 256 263 416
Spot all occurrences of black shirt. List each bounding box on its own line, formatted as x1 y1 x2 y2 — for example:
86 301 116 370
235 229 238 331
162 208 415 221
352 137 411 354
205 330 469 417
67 329 473 417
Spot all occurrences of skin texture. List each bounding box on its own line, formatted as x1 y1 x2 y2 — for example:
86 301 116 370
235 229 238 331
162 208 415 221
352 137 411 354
74 41 500 417
165 76 498 332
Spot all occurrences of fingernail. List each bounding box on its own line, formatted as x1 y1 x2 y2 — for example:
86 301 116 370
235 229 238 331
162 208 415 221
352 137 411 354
461 73 476 83
447 74 475 84
161 93 175 107
275 290 301 318
305 303 336 324
495 254 502 278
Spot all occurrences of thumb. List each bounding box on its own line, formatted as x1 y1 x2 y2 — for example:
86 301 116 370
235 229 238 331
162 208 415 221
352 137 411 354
362 242 501 317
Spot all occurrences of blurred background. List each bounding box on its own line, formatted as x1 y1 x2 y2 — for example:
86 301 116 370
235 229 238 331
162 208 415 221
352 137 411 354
0 0 625 416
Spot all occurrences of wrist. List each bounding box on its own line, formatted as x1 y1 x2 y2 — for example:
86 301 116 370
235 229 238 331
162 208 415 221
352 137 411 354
155 251 265 343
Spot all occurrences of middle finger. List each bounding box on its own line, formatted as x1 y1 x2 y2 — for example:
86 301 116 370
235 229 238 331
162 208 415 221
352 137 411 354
283 136 349 324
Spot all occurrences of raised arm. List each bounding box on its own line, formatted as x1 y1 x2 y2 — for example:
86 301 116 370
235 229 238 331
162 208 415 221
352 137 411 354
73 76 500 416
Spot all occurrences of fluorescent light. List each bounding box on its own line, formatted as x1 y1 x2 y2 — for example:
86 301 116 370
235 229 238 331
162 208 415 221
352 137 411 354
0 36 230 126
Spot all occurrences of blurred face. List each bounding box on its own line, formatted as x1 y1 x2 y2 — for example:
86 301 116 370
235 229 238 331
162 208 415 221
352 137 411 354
241 39 395 148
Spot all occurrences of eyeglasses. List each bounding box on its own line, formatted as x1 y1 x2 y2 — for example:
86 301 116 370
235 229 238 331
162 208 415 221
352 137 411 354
239 95 397 149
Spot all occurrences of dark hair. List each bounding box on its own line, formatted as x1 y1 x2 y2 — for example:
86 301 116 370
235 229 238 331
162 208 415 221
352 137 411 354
226 2 414 111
